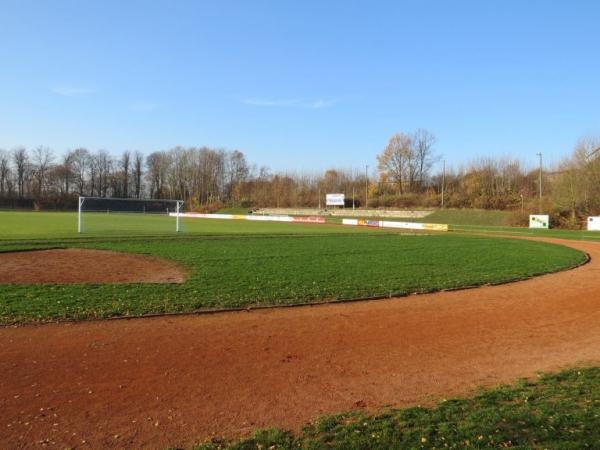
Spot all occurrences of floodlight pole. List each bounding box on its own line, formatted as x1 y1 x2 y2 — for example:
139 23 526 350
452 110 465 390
536 152 543 212
441 160 446 209
365 165 369 208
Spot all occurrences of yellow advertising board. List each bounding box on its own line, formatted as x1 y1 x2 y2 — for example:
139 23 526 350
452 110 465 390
423 223 449 232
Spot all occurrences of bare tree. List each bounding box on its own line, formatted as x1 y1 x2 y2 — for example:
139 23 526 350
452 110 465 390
412 129 437 189
146 151 170 198
31 146 54 197
55 152 75 195
0 149 10 197
133 151 143 198
92 150 113 197
70 148 90 195
226 150 249 201
120 151 131 197
13 147 29 198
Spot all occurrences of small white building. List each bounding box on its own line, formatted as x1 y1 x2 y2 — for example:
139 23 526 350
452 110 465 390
588 216 600 231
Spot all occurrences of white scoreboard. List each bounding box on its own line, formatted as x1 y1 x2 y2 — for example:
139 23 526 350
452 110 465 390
326 193 345 206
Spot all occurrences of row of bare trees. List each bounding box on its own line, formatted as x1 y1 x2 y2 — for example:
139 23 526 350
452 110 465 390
145 147 250 208
0 147 144 204
0 145 367 210
550 138 600 226
0 146 252 209
239 168 369 208
1 132 599 227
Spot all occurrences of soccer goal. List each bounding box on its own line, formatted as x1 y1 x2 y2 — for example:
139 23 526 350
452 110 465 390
78 197 184 234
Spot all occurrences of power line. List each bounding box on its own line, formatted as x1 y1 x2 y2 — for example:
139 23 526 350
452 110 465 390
586 146 600 160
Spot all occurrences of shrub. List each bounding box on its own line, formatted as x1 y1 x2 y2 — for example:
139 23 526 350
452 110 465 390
506 211 529 227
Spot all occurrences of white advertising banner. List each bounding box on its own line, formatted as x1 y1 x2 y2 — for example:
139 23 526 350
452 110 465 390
381 220 423 230
326 193 345 206
246 215 294 222
588 216 600 231
168 213 233 219
169 213 325 224
529 214 549 229
341 218 448 232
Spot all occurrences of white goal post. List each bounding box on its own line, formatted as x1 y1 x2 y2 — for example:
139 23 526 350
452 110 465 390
78 196 184 233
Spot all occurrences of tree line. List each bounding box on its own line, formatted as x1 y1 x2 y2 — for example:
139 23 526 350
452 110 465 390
0 146 251 210
0 133 598 227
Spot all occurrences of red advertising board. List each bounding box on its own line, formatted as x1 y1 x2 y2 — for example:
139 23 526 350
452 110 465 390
292 216 326 224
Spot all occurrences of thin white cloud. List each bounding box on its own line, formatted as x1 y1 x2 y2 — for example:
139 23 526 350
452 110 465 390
243 97 337 109
130 100 158 112
244 98 299 107
310 98 337 109
51 85 96 97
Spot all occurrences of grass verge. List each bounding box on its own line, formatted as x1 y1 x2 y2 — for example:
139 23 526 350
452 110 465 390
190 366 600 449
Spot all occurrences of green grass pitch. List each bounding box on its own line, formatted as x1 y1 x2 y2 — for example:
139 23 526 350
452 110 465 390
0 211 587 324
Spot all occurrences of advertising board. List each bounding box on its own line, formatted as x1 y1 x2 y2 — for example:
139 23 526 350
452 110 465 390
529 214 549 229
341 218 448 232
326 193 345 206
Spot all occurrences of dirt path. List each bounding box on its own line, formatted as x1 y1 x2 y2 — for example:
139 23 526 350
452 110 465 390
1 237 600 449
0 248 186 284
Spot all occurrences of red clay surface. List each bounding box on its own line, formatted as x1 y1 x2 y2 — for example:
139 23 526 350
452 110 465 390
0 248 186 284
1 237 600 449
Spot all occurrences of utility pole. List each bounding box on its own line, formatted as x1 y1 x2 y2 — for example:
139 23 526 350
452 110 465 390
318 188 321 209
365 165 369 208
441 160 446 209
536 152 543 211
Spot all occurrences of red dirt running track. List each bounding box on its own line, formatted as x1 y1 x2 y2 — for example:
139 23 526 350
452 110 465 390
1 237 600 449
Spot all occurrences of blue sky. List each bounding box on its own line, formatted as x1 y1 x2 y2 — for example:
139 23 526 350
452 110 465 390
1 0 599 172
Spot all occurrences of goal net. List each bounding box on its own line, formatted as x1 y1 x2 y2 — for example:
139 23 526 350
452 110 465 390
78 197 184 234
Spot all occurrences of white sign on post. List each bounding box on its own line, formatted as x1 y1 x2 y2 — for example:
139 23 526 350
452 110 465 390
326 193 345 206
588 216 600 231
529 214 549 229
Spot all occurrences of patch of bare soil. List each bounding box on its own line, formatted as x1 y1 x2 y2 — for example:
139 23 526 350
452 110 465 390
1 238 600 449
0 248 186 284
